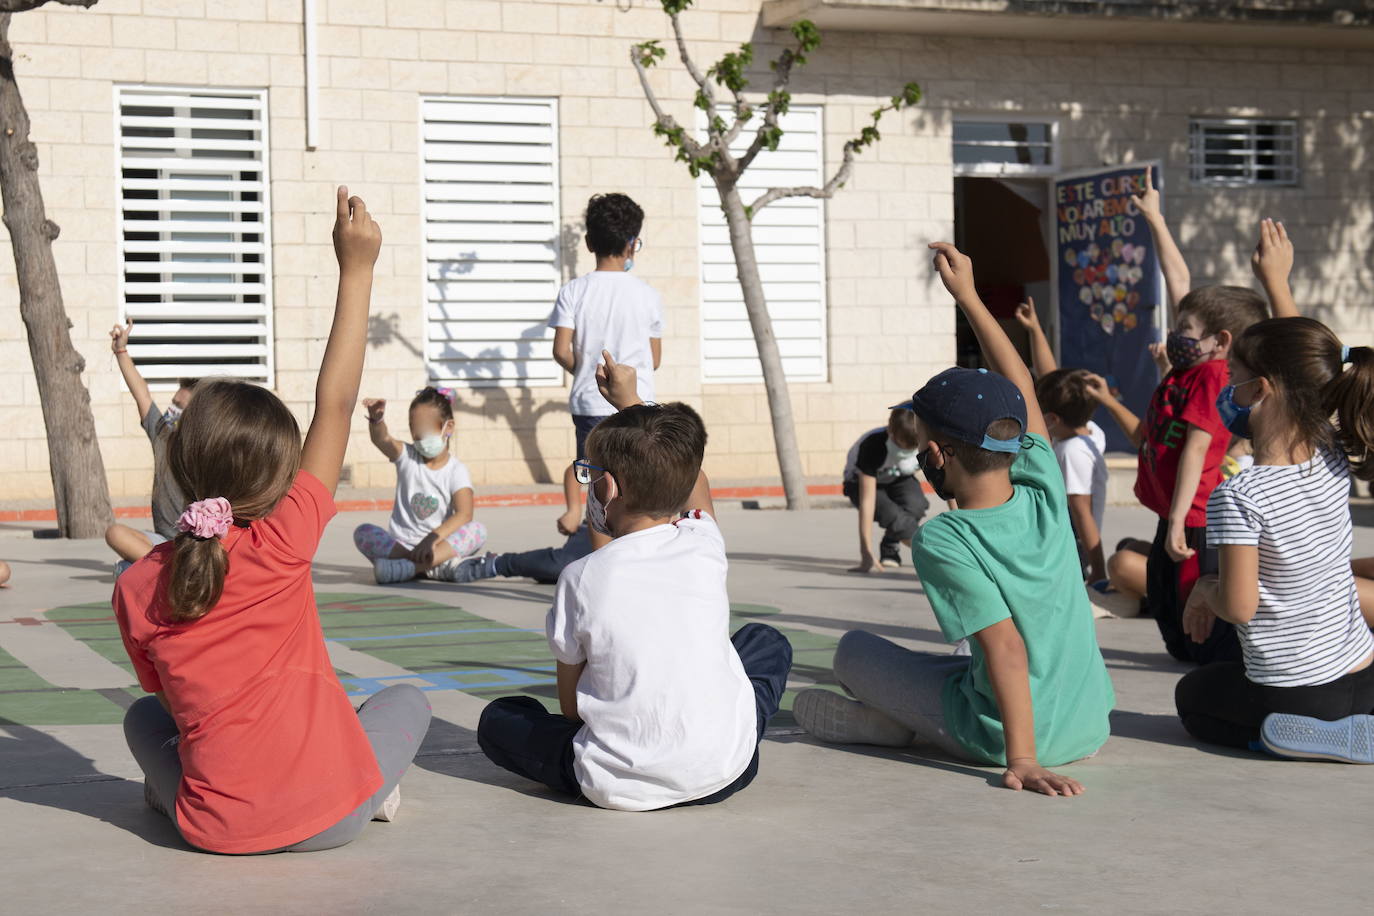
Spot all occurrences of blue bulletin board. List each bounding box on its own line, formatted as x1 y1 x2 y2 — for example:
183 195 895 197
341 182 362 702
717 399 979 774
1054 162 1164 453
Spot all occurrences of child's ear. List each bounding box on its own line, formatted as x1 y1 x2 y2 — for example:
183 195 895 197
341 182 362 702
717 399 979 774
585 236 594 253
1214 328 1233 354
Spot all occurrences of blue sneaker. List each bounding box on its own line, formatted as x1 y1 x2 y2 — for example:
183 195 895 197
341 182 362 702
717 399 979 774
1260 713 1374 764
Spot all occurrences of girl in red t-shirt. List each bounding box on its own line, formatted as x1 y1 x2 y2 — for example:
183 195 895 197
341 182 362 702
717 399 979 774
114 188 431 854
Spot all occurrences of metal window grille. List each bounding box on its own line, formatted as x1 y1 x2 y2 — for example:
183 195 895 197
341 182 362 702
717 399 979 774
1188 118 1299 187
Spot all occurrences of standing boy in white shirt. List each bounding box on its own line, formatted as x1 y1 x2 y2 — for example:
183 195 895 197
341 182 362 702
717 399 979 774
477 353 792 810
549 194 664 542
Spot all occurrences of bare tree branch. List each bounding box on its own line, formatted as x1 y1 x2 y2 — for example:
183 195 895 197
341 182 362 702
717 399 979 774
736 44 801 176
670 12 712 102
746 137 858 215
628 43 705 164
0 0 97 12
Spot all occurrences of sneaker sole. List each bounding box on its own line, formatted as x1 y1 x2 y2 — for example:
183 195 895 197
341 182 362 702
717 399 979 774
792 689 861 744
1261 713 1374 764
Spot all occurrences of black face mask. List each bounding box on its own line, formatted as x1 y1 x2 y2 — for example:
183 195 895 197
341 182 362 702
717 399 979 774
918 446 955 502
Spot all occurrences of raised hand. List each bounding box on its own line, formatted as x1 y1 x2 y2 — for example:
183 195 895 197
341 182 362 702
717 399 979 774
362 398 386 423
1014 298 1040 330
1132 165 1161 221
1148 341 1171 375
1251 218 1293 289
110 321 133 354
1082 372 1113 403
333 185 382 273
928 241 978 303
595 350 641 411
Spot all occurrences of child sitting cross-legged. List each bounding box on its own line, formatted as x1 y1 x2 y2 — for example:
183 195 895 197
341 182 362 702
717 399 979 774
477 352 793 810
352 387 487 584
1176 317 1374 762
792 243 1115 796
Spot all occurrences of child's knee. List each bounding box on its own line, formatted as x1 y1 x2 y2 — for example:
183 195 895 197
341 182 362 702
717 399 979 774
834 629 883 684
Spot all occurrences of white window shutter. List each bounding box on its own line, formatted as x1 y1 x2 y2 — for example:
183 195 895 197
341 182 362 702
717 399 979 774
699 106 828 384
117 86 272 387
422 97 562 387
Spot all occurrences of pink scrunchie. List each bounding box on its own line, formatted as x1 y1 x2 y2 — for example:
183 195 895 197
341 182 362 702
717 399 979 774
177 497 234 540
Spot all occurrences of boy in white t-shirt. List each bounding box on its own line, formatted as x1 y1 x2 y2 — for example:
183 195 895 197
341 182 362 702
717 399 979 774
1035 368 1109 583
477 353 792 811
549 193 664 542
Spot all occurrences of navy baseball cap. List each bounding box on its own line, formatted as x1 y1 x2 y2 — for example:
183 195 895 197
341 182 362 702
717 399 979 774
891 367 1026 453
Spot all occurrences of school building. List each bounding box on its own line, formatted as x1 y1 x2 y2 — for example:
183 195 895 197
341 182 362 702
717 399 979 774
1 0 1371 506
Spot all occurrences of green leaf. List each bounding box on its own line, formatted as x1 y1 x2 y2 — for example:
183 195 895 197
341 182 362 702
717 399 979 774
661 0 694 15
790 19 821 54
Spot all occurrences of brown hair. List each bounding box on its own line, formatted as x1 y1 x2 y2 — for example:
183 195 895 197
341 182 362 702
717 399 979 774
410 386 455 424
1035 368 1095 428
585 402 707 517
164 380 302 622
177 377 201 393
1178 285 1268 340
887 408 919 449
939 417 1022 475
1232 316 1374 481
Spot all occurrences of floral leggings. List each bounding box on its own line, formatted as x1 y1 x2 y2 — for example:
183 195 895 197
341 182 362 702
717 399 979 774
352 522 488 562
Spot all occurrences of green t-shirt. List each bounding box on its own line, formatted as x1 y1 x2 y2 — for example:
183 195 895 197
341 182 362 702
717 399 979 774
912 433 1114 766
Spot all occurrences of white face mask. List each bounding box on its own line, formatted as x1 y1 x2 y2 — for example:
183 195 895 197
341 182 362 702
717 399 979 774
586 474 616 536
163 405 184 428
886 436 921 477
414 423 451 459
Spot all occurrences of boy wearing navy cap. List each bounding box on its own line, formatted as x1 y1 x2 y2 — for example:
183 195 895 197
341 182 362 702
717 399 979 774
793 242 1114 796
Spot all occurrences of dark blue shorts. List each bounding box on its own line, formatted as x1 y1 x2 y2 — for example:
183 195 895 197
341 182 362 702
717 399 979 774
573 414 606 460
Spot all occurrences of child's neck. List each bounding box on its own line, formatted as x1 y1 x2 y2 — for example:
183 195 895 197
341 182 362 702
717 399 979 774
594 255 628 272
1053 424 1091 442
424 450 451 470
952 472 1015 511
611 512 674 537
1252 424 1314 468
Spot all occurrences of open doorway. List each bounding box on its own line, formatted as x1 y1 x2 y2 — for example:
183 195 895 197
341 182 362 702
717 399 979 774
952 177 1053 370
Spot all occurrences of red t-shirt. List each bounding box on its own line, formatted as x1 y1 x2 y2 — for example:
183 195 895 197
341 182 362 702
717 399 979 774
113 471 381 854
1134 359 1232 527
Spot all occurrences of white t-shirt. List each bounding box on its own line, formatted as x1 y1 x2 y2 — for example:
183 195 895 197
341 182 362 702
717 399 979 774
548 271 664 417
1053 420 1107 534
546 512 757 811
386 445 474 549
1207 448 1374 687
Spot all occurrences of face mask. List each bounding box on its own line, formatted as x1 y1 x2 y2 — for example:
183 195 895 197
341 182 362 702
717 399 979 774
414 429 449 459
586 474 615 536
163 405 183 428
1215 378 1262 439
886 437 921 477
1166 331 1211 371
918 447 955 502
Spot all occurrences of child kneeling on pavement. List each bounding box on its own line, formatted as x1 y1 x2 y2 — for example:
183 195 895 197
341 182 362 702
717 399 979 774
477 352 793 810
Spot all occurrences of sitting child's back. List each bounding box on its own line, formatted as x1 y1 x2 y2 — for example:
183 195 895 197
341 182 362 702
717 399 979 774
549 509 756 809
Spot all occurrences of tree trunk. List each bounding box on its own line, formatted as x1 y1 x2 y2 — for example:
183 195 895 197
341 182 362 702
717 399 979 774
0 13 113 537
717 182 810 510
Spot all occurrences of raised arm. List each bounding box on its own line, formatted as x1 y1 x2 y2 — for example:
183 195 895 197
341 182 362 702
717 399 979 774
929 242 1047 441
110 321 154 420
1083 373 1143 449
362 398 403 462
1013 298 1056 377
301 187 382 494
1251 218 1297 319
1133 166 1190 316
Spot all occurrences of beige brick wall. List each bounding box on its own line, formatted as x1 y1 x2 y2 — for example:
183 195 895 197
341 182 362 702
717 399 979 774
1 1 1371 506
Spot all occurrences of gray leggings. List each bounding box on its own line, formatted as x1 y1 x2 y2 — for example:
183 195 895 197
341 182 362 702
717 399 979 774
123 683 432 853
833 629 977 762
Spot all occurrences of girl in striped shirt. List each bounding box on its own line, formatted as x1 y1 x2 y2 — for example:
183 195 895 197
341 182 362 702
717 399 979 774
1175 316 1374 763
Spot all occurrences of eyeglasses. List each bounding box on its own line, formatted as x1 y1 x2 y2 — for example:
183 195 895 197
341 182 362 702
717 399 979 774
573 459 607 485
630 237 644 254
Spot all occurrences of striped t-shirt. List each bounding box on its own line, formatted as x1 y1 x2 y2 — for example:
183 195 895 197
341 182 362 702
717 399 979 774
1207 448 1374 687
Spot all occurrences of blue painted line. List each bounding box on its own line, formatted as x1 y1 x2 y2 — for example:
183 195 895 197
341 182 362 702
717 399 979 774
329 627 543 642
339 666 557 695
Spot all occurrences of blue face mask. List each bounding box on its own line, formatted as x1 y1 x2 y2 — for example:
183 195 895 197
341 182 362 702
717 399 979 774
163 405 183 429
1215 378 1262 439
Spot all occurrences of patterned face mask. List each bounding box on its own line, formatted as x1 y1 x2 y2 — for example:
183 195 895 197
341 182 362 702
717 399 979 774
1165 331 1212 371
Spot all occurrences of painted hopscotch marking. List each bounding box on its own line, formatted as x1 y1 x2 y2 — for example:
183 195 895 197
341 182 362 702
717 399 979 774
0 609 136 689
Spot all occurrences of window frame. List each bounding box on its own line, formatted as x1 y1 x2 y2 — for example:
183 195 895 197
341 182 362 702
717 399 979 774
1187 117 1300 188
952 114 1060 178
113 84 274 391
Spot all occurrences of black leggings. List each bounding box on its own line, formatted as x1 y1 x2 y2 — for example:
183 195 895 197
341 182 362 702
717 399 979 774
1175 660 1374 749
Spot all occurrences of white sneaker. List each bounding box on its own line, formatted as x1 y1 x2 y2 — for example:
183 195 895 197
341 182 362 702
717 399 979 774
373 558 417 584
372 785 401 822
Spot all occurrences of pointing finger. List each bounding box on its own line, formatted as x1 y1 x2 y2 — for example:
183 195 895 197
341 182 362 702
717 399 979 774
336 185 349 219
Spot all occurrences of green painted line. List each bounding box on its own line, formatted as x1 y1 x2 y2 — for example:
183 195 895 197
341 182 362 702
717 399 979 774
4 593 844 728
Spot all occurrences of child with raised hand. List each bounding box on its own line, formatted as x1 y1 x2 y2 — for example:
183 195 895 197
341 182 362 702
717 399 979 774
113 188 431 854
352 387 487 584
1014 300 1110 589
1132 165 1190 317
105 321 198 572
842 408 930 573
549 194 664 543
793 243 1114 797
1175 318 1374 762
477 351 793 810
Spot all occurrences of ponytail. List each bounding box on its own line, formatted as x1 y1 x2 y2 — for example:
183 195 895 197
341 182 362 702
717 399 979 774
166 534 229 622
1323 344 1374 482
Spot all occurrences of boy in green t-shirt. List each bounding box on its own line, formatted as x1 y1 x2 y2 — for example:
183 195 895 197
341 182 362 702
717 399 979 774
794 242 1114 796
